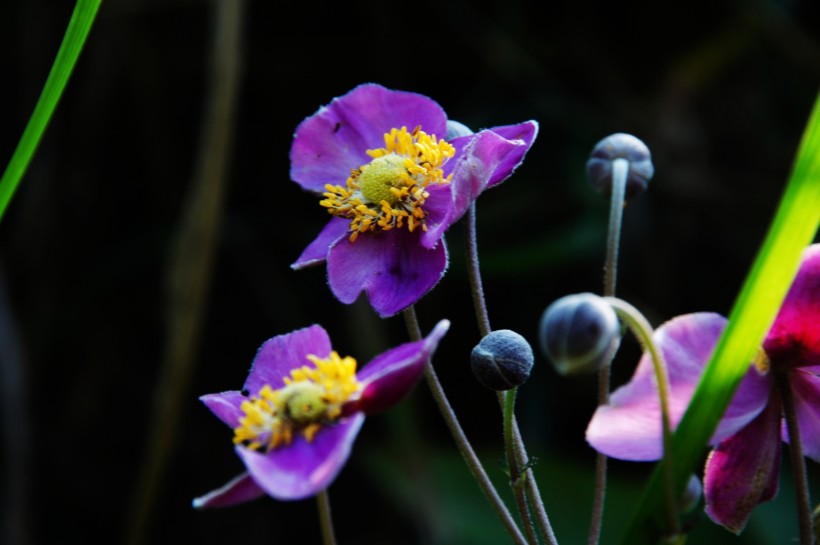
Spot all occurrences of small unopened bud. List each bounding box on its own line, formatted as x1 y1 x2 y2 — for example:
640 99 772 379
471 330 534 390
680 474 703 514
538 293 620 376
586 133 654 200
446 120 474 139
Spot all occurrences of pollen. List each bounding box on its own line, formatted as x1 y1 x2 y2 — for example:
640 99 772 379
233 351 362 452
320 126 455 241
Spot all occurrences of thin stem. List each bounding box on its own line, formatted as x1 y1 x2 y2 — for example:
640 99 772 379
316 489 338 545
402 306 528 545
588 157 628 545
504 389 540 545
465 203 558 545
604 297 678 535
777 371 813 545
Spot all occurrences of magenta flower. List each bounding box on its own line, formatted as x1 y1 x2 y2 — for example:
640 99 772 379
586 244 820 533
290 83 538 317
193 319 449 507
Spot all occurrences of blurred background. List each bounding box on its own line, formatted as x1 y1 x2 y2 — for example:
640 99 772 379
1 0 819 543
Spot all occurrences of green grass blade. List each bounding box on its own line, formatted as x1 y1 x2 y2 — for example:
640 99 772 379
620 89 820 544
0 0 103 223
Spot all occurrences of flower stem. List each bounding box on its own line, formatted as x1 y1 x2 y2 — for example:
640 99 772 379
777 371 813 545
504 388 540 545
402 306 528 545
588 156 628 545
603 296 678 535
316 489 338 545
465 203 558 545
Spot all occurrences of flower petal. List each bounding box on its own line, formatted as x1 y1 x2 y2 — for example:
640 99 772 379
243 325 332 395
586 312 770 460
352 319 450 415
704 398 781 534
192 472 265 509
291 217 349 270
764 244 820 368
326 229 448 317
422 123 537 248
783 368 820 461
236 413 365 500
200 391 246 428
290 84 448 193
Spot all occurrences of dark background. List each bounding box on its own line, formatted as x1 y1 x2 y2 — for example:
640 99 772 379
1 0 819 544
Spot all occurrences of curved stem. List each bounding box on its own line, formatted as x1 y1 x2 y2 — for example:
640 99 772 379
465 203 558 545
604 297 678 535
504 389 540 545
777 371 813 545
588 156 629 545
316 489 338 545
402 306 528 545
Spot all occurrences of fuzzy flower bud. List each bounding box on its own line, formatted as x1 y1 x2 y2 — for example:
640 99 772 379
538 293 621 376
680 474 703 514
586 133 654 200
470 330 534 390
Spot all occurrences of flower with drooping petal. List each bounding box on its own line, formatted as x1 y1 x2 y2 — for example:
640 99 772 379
586 243 820 533
193 319 450 508
290 83 538 317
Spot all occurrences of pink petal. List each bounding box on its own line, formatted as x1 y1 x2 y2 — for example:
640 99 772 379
236 413 365 500
764 244 820 368
704 397 781 534
326 229 447 317
192 472 265 509
783 368 820 461
243 325 332 395
586 313 770 460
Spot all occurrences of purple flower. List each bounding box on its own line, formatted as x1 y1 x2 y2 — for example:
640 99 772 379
290 83 538 317
193 319 450 507
586 243 820 533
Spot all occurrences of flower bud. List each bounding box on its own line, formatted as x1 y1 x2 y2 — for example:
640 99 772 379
446 119 474 139
680 474 703 514
538 293 620 376
586 133 654 200
470 329 534 390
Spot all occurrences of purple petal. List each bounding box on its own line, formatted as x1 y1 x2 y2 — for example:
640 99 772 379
704 398 781 534
352 319 450 414
586 313 770 460
481 121 539 187
783 368 820 461
192 472 265 509
291 217 349 270
200 391 246 428
290 84 448 193
244 325 332 395
326 229 448 317
236 413 365 500
764 244 820 368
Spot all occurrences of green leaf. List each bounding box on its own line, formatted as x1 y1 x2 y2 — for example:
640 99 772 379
0 0 103 223
620 89 820 544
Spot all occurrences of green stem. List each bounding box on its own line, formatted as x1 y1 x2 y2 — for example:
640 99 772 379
504 388 540 545
588 156 629 545
604 297 678 535
402 306 528 545
777 371 814 545
465 203 558 545
0 0 103 223
317 489 338 545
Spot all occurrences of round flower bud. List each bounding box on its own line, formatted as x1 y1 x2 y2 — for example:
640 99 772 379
470 329 534 391
538 293 621 376
446 119 474 139
680 474 703 514
586 132 654 200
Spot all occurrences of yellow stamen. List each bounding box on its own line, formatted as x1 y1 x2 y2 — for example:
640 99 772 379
320 126 454 241
232 352 362 452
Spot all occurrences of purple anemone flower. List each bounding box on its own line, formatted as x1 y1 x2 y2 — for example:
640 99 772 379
193 319 450 507
290 83 538 317
586 243 820 533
